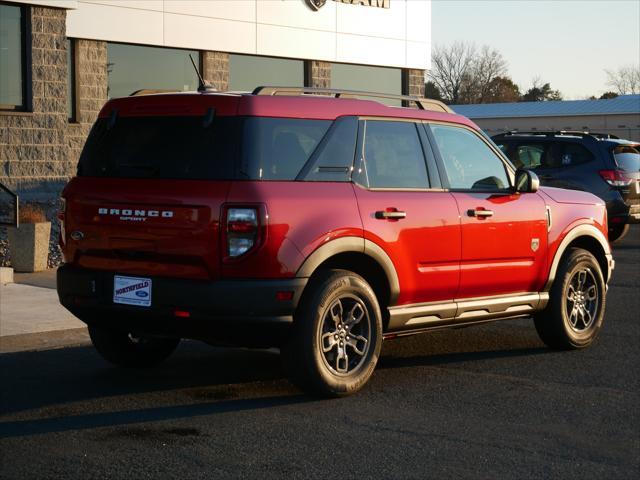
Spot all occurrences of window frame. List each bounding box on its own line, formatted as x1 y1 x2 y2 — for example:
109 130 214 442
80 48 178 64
352 117 436 191
424 121 515 193
0 2 31 112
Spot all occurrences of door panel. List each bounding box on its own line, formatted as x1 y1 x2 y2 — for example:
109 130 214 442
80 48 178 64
354 186 461 305
453 192 548 297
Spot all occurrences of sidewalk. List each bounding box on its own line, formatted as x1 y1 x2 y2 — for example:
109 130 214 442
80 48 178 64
0 268 89 353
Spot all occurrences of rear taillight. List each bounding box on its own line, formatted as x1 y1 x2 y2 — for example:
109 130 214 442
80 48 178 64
58 197 66 246
599 169 633 187
226 207 259 258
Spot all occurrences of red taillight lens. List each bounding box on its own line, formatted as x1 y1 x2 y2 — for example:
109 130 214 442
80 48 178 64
599 169 633 187
226 207 259 257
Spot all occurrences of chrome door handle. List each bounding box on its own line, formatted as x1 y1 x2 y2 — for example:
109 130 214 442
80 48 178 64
375 210 407 220
467 209 494 218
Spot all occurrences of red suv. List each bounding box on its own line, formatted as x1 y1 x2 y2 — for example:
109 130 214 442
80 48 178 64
57 87 614 396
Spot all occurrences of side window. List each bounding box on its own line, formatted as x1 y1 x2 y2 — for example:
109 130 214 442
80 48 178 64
361 121 429 189
301 116 358 182
430 124 510 190
544 142 594 168
514 143 546 169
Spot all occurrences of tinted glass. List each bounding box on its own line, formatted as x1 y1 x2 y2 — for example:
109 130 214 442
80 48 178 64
107 43 199 99
241 118 330 180
0 4 23 107
544 142 594 168
229 54 303 91
302 116 358 182
331 63 401 106
613 144 640 171
363 121 429 189
511 143 545 169
78 116 241 179
67 39 76 121
431 125 509 190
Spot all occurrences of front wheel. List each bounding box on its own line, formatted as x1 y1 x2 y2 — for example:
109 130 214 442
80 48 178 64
88 325 180 367
534 248 606 349
282 269 383 397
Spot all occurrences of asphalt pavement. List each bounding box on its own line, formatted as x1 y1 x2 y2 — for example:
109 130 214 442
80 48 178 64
0 226 638 479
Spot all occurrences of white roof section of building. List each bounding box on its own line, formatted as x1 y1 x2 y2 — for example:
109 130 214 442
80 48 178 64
64 0 431 69
452 95 640 119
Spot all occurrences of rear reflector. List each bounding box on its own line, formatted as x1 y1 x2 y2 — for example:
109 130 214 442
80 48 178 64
174 310 191 318
276 291 294 301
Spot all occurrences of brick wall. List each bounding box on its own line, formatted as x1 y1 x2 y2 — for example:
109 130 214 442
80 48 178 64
306 61 331 89
403 68 425 98
0 6 107 201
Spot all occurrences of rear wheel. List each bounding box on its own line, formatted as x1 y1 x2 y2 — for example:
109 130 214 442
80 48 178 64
88 325 180 367
608 223 629 243
534 248 605 349
282 269 382 397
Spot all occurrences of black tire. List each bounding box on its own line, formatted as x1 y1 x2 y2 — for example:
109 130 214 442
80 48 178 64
608 223 630 244
88 325 180 367
282 269 383 397
534 248 606 349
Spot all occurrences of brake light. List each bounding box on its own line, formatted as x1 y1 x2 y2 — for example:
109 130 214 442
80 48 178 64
599 169 633 187
226 207 259 257
58 197 66 246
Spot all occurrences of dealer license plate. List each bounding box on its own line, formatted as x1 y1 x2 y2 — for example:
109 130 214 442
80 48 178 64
113 275 152 307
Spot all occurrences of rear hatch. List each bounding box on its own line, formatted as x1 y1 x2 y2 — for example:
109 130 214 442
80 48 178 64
62 103 242 280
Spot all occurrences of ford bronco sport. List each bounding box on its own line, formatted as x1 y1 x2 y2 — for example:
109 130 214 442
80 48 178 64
57 87 614 396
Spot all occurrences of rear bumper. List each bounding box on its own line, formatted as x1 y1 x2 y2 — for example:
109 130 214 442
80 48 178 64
57 265 307 346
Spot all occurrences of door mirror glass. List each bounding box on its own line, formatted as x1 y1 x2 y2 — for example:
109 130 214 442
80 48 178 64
515 169 540 193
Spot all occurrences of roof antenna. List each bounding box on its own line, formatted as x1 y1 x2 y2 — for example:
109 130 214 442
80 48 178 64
189 54 215 93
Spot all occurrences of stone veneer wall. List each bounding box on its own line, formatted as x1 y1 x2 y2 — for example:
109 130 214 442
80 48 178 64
403 68 426 98
306 61 331 89
201 51 229 91
0 6 107 201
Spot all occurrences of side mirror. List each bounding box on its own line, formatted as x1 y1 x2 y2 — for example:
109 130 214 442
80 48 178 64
515 169 540 193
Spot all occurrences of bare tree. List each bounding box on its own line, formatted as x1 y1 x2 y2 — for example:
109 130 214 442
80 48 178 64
428 42 476 104
428 42 508 104
605 65 640 95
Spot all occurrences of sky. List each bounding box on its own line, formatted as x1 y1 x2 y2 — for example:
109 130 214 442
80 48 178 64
431 0 640 99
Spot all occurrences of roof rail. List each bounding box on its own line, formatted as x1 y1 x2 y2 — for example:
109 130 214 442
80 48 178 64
494 130 620 140
251 86 453 113
129 89 181 96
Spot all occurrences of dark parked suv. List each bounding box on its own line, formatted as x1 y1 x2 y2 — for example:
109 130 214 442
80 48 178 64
58 88 614 396
492 131 640 242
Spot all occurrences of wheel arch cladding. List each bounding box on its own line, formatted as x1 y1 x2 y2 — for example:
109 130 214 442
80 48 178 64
545 225 611 292
296 237 400 313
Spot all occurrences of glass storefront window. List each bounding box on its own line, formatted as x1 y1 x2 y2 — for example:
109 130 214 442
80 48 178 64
229 54 303 92
107 43 200 99
331 63 401 106
67 38 76 121
0 4 25 109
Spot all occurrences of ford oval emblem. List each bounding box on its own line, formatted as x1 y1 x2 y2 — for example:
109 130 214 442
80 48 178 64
70 231 84 241
135 290 149 298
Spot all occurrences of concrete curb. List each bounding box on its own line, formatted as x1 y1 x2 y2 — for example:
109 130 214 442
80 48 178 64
0 327 90 354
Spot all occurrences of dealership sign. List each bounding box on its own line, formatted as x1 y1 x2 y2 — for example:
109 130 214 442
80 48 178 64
306 0 390 11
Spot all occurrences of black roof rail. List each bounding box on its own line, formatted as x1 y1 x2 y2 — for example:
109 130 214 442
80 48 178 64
251 86 453 113
493 130 620 140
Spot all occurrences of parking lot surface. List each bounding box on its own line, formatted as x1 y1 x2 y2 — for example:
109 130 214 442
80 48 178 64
0 227 638 479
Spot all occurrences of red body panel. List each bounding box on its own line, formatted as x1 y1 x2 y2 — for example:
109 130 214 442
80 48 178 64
61 177 231 280
452 191 549 297
353 185 461 305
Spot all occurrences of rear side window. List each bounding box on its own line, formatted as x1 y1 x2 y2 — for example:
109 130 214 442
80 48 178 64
612 144 640 171
544 142 594 168
359 120 429 189
241 118 331 180
78 115 240 179
512 143 546 169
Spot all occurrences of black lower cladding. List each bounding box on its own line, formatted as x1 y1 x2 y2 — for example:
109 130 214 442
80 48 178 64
57 265 308 347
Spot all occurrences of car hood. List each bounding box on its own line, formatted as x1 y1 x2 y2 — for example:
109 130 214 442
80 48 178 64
539 186 604 206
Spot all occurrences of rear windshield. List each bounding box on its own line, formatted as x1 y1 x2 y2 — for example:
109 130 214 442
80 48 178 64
612 144 640 172
78 115 331 181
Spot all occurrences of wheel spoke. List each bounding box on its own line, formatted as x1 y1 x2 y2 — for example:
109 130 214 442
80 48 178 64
569 306 580 327
345 303 365 327
335 347 348 373
321 332 338 353
329 300 343 327
566 285 577 303
577 270 587 289
585 285 597 301
581 306 592 327
346 334 368 356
